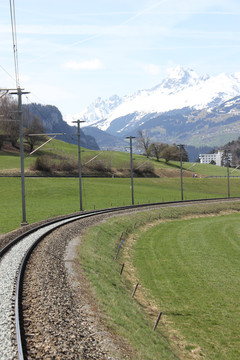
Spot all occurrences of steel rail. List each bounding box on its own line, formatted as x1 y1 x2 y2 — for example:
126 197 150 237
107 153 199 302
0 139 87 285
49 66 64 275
1 197 240 359
14 209 117 359
1 196 238 259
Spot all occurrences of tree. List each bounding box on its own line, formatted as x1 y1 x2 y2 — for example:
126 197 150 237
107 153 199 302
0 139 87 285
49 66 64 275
0 95 19 147
0 135 4 150
180 145 189 162
160 144 188 163
24 115 46 152
149 142 167 161
160 144 172 163
136 130 151 157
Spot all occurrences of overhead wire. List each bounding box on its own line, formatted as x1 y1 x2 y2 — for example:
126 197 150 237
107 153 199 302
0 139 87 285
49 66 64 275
0 64 16 83
9 0 20 88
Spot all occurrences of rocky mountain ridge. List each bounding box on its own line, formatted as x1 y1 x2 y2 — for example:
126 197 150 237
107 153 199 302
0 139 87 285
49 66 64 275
24 103 100 150
67 66 240 129
66 66 240 147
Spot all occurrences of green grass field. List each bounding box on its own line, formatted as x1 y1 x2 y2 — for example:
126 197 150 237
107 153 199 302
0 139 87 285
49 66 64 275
134 214 240 359
0 151 36 170
1 143 240 234
78 202 240 359
1 176 240 233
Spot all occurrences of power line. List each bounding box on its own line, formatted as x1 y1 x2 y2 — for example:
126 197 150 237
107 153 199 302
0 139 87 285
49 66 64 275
0 64 16 83
9 0 20 87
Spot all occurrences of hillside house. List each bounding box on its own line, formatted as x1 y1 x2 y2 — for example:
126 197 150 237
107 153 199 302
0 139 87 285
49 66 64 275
199 150 232 167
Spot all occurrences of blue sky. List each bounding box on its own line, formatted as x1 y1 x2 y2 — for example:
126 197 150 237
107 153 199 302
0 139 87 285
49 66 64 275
1 0 240 116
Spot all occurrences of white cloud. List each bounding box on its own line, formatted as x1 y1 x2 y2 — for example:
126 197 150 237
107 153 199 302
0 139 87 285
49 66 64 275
64 59 103 70
143 63 162 75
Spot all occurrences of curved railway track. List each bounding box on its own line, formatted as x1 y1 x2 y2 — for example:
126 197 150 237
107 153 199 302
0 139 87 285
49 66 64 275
0 198 239 360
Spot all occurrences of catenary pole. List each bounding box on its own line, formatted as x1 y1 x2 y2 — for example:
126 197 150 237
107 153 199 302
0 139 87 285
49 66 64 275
10 87 30 225
18 87 27 224
227 149 230 198
126 136 136 205
179 144 184 201
8 1 30 224
73 120 85 211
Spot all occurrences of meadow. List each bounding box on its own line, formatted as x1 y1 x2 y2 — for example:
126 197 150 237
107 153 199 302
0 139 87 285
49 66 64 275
134 213 240 359
1 176 240 233
78 202 240 360
1 142 240 234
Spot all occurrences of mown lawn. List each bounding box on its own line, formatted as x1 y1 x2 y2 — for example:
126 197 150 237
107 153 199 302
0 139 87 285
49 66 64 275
0 152 36 170
134 213 240 359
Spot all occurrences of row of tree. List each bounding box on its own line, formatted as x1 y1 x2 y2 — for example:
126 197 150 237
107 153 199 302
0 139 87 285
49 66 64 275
135 129 240 166
0 94 45 151
223 137 240 167
136 130 189 162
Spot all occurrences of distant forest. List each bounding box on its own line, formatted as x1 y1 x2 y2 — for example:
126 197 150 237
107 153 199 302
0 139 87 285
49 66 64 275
222 137 240 166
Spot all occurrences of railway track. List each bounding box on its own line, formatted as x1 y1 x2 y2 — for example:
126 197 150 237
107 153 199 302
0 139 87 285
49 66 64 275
0 198 239 359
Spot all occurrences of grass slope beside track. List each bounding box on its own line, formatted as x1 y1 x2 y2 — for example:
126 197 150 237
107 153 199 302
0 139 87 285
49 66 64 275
77 202 240 360
134 213 240 359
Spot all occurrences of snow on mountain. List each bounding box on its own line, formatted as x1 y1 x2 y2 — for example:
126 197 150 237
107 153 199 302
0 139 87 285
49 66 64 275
65 66 240 132
64 94 122 127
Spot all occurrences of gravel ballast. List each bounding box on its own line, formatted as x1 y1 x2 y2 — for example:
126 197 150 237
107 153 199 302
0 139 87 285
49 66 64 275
21 213 134 359
0 215 94 360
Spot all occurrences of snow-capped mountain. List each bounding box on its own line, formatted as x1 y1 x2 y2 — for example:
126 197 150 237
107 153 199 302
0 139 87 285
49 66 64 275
65 94 123 128
66 66 240 134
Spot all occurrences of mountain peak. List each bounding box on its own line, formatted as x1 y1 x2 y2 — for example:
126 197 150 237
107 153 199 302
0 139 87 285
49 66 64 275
65 66 240 131
167 65 195 79
161 66 200 89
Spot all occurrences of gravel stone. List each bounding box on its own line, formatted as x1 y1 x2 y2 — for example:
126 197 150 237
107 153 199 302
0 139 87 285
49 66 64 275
21 212 138 359
0 215 89 359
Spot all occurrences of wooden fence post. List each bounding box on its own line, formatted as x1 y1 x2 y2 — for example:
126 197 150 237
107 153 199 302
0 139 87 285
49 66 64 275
153 312 162 331
132 282 139 298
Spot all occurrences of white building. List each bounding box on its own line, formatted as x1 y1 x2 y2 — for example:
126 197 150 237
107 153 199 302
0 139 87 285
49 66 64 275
199 150 232 167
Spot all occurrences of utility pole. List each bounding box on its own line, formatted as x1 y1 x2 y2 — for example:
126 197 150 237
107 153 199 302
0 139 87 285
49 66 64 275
226 149 230 198
126 136 135 205
7 0 29 225
178 144 184 201
10 87 30 225
73 120 85 211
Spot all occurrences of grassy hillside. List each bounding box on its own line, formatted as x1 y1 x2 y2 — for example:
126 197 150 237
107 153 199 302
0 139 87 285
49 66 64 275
1 138 240 177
